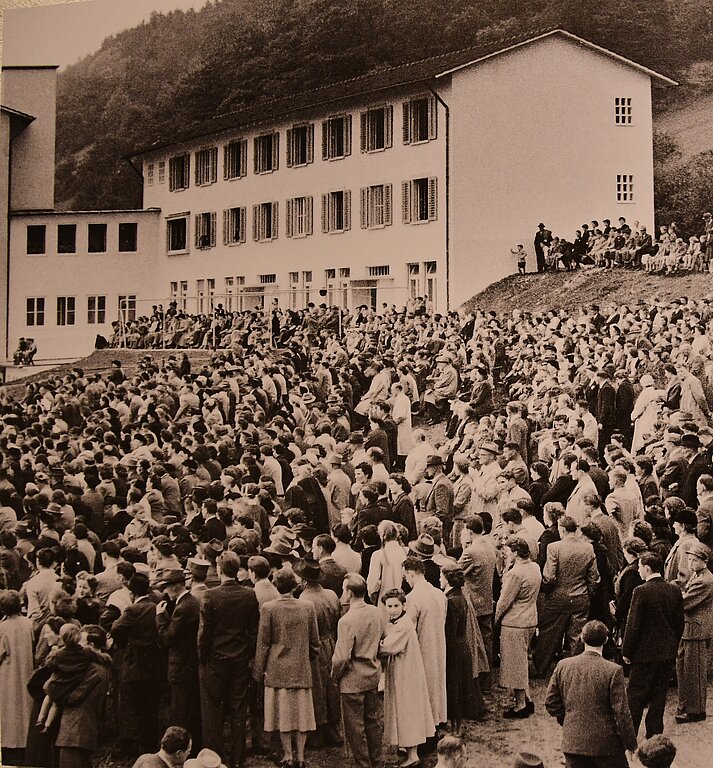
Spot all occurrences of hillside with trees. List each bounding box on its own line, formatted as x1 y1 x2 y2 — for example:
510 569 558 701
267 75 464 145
54 0 713 227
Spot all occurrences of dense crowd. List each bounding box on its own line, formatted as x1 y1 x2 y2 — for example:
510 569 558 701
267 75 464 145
1 293 712 768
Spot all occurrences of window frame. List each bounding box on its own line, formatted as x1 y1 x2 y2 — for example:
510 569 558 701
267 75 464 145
286 196 314 238
616 173 634 203
402 177 438 224
195 146 218 187
615 97 633 125
194 211 217 249
322 114 352 161
57 224 77 254
321 189 351 234
118 222 138 252
287 123 315 168
403 96 437 144
252 201 279 242
360 106 393 153
87 295 107 325
360 184 393 229
26 297 45 327
56 296 76 326
224 139 248 180
223 207 247 245
166 214 189 254
168 153 190 192
118 294 137 322
254 132 280 175
26 224 46 255
87 223 108 254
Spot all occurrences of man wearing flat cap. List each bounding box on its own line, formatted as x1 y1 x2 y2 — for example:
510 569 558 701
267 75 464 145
675 540 713 723
156 569 202 746
423 455 455 544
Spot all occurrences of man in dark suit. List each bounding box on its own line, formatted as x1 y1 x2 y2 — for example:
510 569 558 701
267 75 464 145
156 569 202 749
198 551 260 768
622 552 684 738
546 620 637 768
534 223 552 273
595 368 617 457
111 572 165 758
312 534 348 597
424 454 455 544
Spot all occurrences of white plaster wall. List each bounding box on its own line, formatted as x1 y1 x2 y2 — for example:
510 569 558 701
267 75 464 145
447 34 655 307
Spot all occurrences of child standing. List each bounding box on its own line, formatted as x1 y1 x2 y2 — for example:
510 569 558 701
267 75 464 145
510 245 527 275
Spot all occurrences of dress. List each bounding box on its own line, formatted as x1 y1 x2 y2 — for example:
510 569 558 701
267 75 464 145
0 614 35 748
380 613 436 748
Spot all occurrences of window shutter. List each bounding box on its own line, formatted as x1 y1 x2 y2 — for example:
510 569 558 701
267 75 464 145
305 196 313 236
194 214 201 247
321 122 329 160
360 111 367 153
429 97 437 140
239 208 246 243
344 190 351 231
241 140 248 177
272 133 279 171
271 201 279 239
223 210 229 245
360 187 368 229
385 105 393 149
286 128 293 168
210 212 217 246
321 194 329 233
402 181 412 224
211 147 218 182
384 184 393 226
403 101 412 144
184 154 190 186
252 205 260 241
307 124 314 164
223 145 230 180
253 138 259 174
286 199 293 238
344 115 352 156
428 177 438 221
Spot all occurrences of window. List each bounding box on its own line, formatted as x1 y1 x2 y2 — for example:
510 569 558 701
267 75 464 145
322 115 352 160
224 277 234 311
119 223 138 252
260 274 277 284
360 107 393 152
321 190 351 233
167 216 188 253
146 163 154 186
170 282 178 303
223 207 247 245
118 295 136 322
196 279 205 314
179 281 188 311
26 297 45 326
408 263 421 298
326 269 336 280
402 177 438 223
254 133 279 174
286 196 313 238
339 267 351 278
87 295 106 324
194 212 217 249
368 265 390 277
195 147 218 186
169 154 190 191
224 139 248 180
615 97 632 125
252 202 278 241
360 184 393 228
403 96 437 144
88 223 107 253
56 296 76 326
158 161 166 184
287 124 314 167
207 278 216 312
26 225 46 255
57 224 77 254
616 174 634 202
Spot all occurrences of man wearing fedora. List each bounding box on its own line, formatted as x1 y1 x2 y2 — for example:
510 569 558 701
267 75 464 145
198 551 260 768
546 620 637 768
156 569 202 748
423 455 454 545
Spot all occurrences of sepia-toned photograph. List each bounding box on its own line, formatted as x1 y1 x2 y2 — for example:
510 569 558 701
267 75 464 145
1 0 713 767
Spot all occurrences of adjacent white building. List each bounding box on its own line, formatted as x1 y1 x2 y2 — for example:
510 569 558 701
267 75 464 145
2 29 675 359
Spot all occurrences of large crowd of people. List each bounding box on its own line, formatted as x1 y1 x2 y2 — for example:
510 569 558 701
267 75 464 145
2 292 712 768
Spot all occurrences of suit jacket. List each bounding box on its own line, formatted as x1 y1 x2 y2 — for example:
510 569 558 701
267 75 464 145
681 452 713 508
682 568 713 640
425 473 454 522
597 382 616 430
495 560 542 627
156 591 200 683
319 556 348 597
542 538 599 602
332 602 386 693
111 597 164 682
197 580 259 664
546 651 637 756
254 595 320 689
622 576 684 662
460 537 497 615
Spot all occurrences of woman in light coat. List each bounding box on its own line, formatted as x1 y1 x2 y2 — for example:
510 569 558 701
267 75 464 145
367 520 406 606
630 374 662 454
495 537 542 719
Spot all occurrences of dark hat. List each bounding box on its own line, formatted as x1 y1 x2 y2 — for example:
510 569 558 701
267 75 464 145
349 431 364 444
686 541 711 561
426 454 444 468
157 569 186 588
263 540 295 557
187 556 210 576
295 557 323 582
409 534 435 559
680 433 701 449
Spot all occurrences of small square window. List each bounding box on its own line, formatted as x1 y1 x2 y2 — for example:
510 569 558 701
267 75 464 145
616 174 634 202
26 225 46 255
57 224 77 254
119 223 138 252
88 223 107 253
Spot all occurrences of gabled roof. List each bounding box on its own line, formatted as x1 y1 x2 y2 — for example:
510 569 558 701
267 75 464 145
130 27 676 158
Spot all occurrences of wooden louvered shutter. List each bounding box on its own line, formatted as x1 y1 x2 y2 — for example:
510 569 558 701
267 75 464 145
223 210 230 245
344 115 352 156
385 105 393 149
360 187 368 229
286 128 294 168
211 147 218 182
305 197 313 236
253 138 259 174
194 214 201 248
271 133 279 171
286 198 293 238
384 184 393 226
210 212 217 247
271 201 279 239
428 177 438 221
252 205 260 241
402 181 412 224
343 190 351 231
307 124 314 164
429 96 438 140
360 111 367 153
322 121 329 160
239 208 246 243
223 146 230 180
240 140 247 177
321 194 329 233
402 101 412 144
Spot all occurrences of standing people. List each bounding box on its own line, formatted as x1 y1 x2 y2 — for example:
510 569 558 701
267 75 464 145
332 574 385 768
534 223 552 274
622 552 684 739
198 551 259 768
423 455 455 546
546 620 638 768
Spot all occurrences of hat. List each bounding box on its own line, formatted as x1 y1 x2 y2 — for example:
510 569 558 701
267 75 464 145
301 393 316 405
191 749 227 768
263 540 296 557
426 454 444 468
640 374 655 388
479 441 499 455
513 754 544 768
409 534 435 559
295 557 323 582
203 539 224 558
349 431 364 444
157 569 186 588
680 433 701 449
686 541 711 561
187 556 210 576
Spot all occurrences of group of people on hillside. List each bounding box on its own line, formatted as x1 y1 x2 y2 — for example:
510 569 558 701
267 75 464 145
1 293 713 768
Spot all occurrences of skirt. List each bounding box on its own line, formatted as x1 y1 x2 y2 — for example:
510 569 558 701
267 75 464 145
499 626 535 690
264 686 316 733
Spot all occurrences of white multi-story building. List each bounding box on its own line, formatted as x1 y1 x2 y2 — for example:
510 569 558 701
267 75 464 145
3 29 675 359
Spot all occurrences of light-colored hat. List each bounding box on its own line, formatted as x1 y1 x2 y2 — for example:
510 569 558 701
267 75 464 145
513 754 544 768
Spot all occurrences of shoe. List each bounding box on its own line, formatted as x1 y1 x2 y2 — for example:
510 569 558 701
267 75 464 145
525 698 535 714
503 706 531 719
675 712 706 723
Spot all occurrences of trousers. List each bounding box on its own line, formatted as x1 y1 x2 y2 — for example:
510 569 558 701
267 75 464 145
677 638 710 715
340 689 382 768
627 659 674 738
533 594 588 678
564 752 629 768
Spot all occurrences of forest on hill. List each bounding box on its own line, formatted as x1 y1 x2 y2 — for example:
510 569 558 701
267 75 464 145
54 0 713 226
